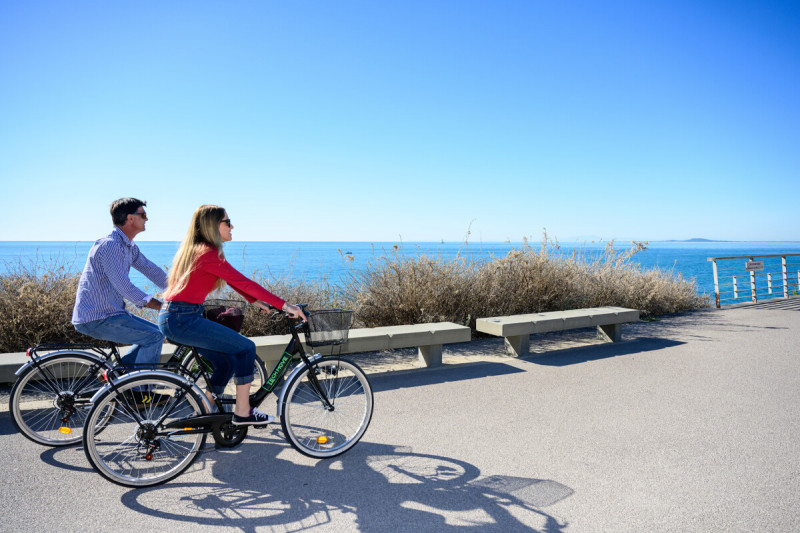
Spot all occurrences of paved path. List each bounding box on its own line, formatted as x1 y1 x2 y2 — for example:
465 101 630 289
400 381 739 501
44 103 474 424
2 300 799 532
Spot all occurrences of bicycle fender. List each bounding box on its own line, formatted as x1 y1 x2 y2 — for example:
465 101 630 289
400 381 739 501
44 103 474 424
89 369 212 412
276 353 324 413
14 349 107 377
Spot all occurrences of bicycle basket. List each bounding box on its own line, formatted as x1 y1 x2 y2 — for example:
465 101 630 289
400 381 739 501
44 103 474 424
203 299 248 333
304 309 354 347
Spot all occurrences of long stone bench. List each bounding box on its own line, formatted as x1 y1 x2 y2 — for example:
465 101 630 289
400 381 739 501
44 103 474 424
250 322 472 371
475 306 640 357
0 322 472 384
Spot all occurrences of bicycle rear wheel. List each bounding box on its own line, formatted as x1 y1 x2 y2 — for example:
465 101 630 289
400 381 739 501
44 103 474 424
10 353 110 446
83 374 208 487
280 358 373 459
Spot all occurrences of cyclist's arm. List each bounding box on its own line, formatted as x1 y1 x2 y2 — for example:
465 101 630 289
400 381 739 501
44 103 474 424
96 241 154 308
201 253 286 310
131 246 168 291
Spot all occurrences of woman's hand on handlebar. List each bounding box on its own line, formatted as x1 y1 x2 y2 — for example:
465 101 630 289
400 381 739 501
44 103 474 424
281 303 307 321
253 300 307 321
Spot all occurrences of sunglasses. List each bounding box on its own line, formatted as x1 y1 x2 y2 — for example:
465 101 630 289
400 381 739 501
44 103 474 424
221 218 232 226
131 211 148 220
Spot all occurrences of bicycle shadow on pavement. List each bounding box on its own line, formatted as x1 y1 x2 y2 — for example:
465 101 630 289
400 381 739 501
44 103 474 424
121 436 574 532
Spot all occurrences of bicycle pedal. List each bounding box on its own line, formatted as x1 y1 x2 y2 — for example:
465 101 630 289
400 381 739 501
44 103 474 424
253 423 269 429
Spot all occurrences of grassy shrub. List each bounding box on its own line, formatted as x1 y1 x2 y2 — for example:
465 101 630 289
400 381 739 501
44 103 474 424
237 271 346 337
344 252 478 328
344 239 709 329
0 240 709 352
0 258 96 352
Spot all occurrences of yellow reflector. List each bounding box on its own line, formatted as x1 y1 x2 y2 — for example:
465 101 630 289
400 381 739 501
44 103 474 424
184 428 193 431
316 436 328 444
59 427 73 434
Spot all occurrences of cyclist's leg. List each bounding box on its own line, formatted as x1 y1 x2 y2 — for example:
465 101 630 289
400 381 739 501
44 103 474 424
160 302 256 415
75 314 163 367
196 348 234 397
228 338 259 418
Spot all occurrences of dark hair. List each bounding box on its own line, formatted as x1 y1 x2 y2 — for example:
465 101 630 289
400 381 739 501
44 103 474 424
110 198 146 226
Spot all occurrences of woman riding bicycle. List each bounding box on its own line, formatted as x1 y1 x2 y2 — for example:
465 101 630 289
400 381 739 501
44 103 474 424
159 205 305 426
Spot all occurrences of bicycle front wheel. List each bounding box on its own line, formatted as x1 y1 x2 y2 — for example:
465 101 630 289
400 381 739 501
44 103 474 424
280 358 373 459
83 374 208 487
10 353 109 446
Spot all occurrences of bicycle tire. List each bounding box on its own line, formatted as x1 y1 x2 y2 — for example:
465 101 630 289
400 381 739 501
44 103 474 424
180 351 268 411
83 374 208 487
280 357 373 459
10 352 111 446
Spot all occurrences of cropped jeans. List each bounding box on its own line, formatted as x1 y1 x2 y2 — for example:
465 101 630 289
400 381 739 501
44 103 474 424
74 313 164 367
158 301 256 394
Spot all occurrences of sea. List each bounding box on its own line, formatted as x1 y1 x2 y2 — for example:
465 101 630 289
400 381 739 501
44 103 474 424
2 240 800 303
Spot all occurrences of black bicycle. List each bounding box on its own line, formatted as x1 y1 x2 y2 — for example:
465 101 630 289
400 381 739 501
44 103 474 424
8 300 267 447
82 305 374 487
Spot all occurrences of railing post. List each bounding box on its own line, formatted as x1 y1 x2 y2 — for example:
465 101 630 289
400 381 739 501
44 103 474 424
783 256 789 298
768 273 773 295
733 276 738 300
749 257 757 303
712 259 720 308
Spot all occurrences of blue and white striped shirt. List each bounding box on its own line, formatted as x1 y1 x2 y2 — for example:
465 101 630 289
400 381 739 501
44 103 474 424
72 227 168 324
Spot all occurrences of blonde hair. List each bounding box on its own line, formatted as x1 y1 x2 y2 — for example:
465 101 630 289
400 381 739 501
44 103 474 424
165 205 227 298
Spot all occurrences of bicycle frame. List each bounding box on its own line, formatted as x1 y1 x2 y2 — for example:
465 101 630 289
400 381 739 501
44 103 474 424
250 314 335 411
99 310 337 441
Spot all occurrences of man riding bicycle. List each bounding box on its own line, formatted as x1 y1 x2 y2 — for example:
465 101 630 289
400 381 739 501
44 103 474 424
72 198 167 370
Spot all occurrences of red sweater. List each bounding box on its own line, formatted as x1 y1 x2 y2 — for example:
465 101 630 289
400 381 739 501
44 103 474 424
166 247 286 310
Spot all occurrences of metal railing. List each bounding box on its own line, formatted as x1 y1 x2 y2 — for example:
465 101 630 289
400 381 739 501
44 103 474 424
708 253 800 308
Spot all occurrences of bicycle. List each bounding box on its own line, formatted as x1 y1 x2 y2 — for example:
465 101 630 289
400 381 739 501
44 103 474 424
8 299 267 447
82 305 373 488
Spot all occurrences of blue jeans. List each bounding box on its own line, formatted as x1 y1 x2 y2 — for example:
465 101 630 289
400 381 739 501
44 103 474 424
158 301 256 394
74 313 164 367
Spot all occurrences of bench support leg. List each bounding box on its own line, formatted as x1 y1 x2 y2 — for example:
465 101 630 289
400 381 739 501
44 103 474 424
597 323 622 342
418 345 442 367
504 335 530 357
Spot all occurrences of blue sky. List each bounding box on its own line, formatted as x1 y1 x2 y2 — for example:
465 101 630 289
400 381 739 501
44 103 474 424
1 1 798 243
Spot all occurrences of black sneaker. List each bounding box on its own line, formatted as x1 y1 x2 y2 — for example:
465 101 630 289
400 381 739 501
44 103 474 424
131 390 171 409
232 408 275 426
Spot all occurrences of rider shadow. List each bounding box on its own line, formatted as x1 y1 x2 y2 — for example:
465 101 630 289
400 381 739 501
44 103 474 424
121 436 573 532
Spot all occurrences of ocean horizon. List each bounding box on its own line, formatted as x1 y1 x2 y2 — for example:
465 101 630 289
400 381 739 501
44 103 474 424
3 240 800 302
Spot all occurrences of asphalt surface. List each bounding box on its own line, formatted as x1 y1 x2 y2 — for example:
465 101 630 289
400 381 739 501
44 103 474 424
2 299 799 532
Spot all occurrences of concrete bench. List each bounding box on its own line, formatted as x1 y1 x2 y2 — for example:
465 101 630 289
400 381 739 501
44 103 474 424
475 306 640 357
250 321 472 371
0 322 472 384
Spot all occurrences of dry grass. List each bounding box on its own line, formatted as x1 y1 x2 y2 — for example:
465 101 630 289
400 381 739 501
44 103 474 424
344 238 709 330
0 258 96 352
0 240 709 352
